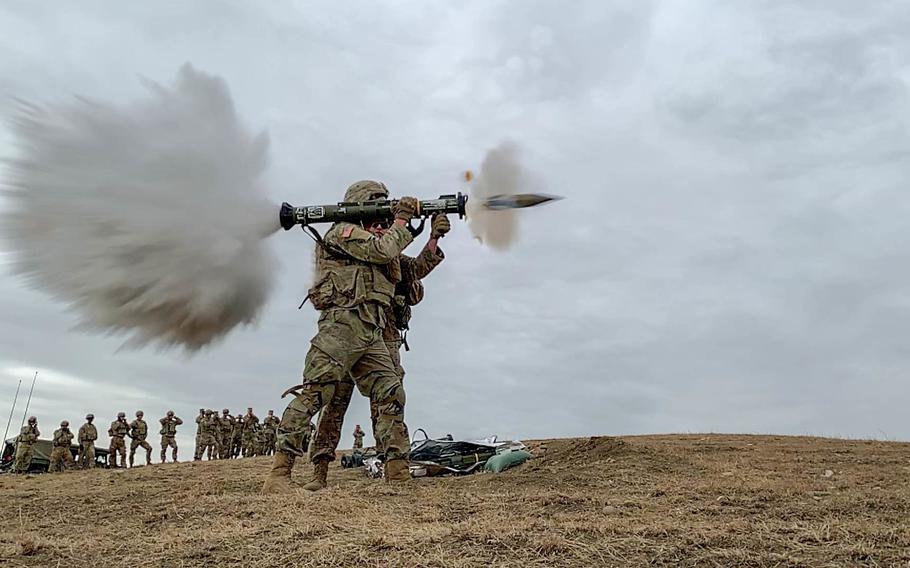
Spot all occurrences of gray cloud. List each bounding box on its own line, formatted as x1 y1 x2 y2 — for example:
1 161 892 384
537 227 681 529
1 0 909 451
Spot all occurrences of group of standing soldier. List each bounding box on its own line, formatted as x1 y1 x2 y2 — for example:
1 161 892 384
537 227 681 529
9 406 286 473
9 410 186 473
192 407 280 460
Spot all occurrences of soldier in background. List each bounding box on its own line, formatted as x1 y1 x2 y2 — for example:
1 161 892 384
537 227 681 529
217 409 234 459
352 425 365 450
108 412 129 468
128 410 153 467
77 413 98 469
13 416 40 474
241 408 258 457
231 413 243 458
193 408 205 461
49 420 76 472
263 410 279 456
159 410 183 463
195 409 217 460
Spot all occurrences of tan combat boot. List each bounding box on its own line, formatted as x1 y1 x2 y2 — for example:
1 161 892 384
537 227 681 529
303 459 329 492
261 451 296 494
384 459 410 482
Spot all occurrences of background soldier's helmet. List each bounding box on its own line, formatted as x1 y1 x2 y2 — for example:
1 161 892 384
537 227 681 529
204 409 213 416
86 413 94 420
61 420 69 427
166 410 175 417
344 180 389 202
223 408 230 415
27 416 37 424
136 410 144 418
117 412 126 419
199 408 205 413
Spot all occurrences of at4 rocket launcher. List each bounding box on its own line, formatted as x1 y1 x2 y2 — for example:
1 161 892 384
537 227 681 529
279 193 468 231
278 191 560 232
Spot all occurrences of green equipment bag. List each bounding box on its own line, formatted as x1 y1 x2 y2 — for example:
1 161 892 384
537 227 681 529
484 450 532 473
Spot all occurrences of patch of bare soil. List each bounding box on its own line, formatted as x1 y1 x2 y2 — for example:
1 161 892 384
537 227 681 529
1 434 908 567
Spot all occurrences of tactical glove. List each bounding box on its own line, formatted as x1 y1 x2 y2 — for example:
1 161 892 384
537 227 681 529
431 214 450 238
393 196 419 221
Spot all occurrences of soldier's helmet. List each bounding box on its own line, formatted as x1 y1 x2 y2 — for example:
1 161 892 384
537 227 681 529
166 410 175 417
223 408 230 414
267 410 274 415
136 410 144 418
344 180 388 203
117 412 126 419
86 413 94 421
60 420 69 427
27 416 36 424
199 408 205 413
205 409 213 415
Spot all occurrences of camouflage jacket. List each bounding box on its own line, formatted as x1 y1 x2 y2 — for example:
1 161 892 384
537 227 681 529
129 419 148 440
18 424 39 445
242 413 259 433
109 419 129 439
353 428 365 441
385 247 444 340
78 423 97 443
218 415 234 437
198 416 217 437
307 222 414 325
53 427 74 447
263 415 280 430
159 416 182 437
195 414 206 435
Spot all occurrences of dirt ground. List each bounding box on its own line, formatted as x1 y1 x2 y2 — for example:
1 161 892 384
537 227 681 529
1 434 908 567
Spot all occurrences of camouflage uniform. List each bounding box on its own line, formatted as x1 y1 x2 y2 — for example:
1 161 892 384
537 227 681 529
128 412 153 467
262 412 279 456
159 412 183 462
268 181 416 490
231 414 243 457
241 410 258 457
49 422 76 472
311 218 445 464
217 410 234 459
352 425 365 450
108 414 129 468
193 409 205 461
13 419 39 474
197 411 218 460
77 415 98 469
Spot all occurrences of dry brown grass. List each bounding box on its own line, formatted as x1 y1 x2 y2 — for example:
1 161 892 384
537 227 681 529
1 434 909 567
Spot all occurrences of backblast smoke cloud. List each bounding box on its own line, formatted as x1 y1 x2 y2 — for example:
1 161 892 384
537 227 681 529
1 64 279 351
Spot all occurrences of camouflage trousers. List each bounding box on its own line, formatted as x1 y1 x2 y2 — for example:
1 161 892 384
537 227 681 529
218 436 231 459
129 438 153 465
312 337 404 463
77 442 96 468
278 308 409 461
241 433 255 457
109 436 126 467
49 446 76 472
196 434 217 460
13 443 34 473
263 432 276 455
160 435 178 462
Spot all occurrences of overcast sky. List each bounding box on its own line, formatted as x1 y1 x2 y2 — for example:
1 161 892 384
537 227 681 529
1 1 909 454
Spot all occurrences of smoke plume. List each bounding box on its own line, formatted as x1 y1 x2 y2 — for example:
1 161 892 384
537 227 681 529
1 64 279 351
467 141 522 249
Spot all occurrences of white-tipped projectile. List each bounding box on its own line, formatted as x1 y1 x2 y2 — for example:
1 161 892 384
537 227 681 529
482 193 563 211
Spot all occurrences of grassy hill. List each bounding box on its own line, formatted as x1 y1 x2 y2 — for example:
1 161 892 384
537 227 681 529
1 434 908 567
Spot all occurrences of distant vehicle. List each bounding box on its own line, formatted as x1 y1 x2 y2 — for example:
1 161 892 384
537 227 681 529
0 438 109 473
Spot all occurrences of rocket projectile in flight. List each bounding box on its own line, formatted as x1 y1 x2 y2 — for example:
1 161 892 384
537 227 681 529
481 193 563 211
